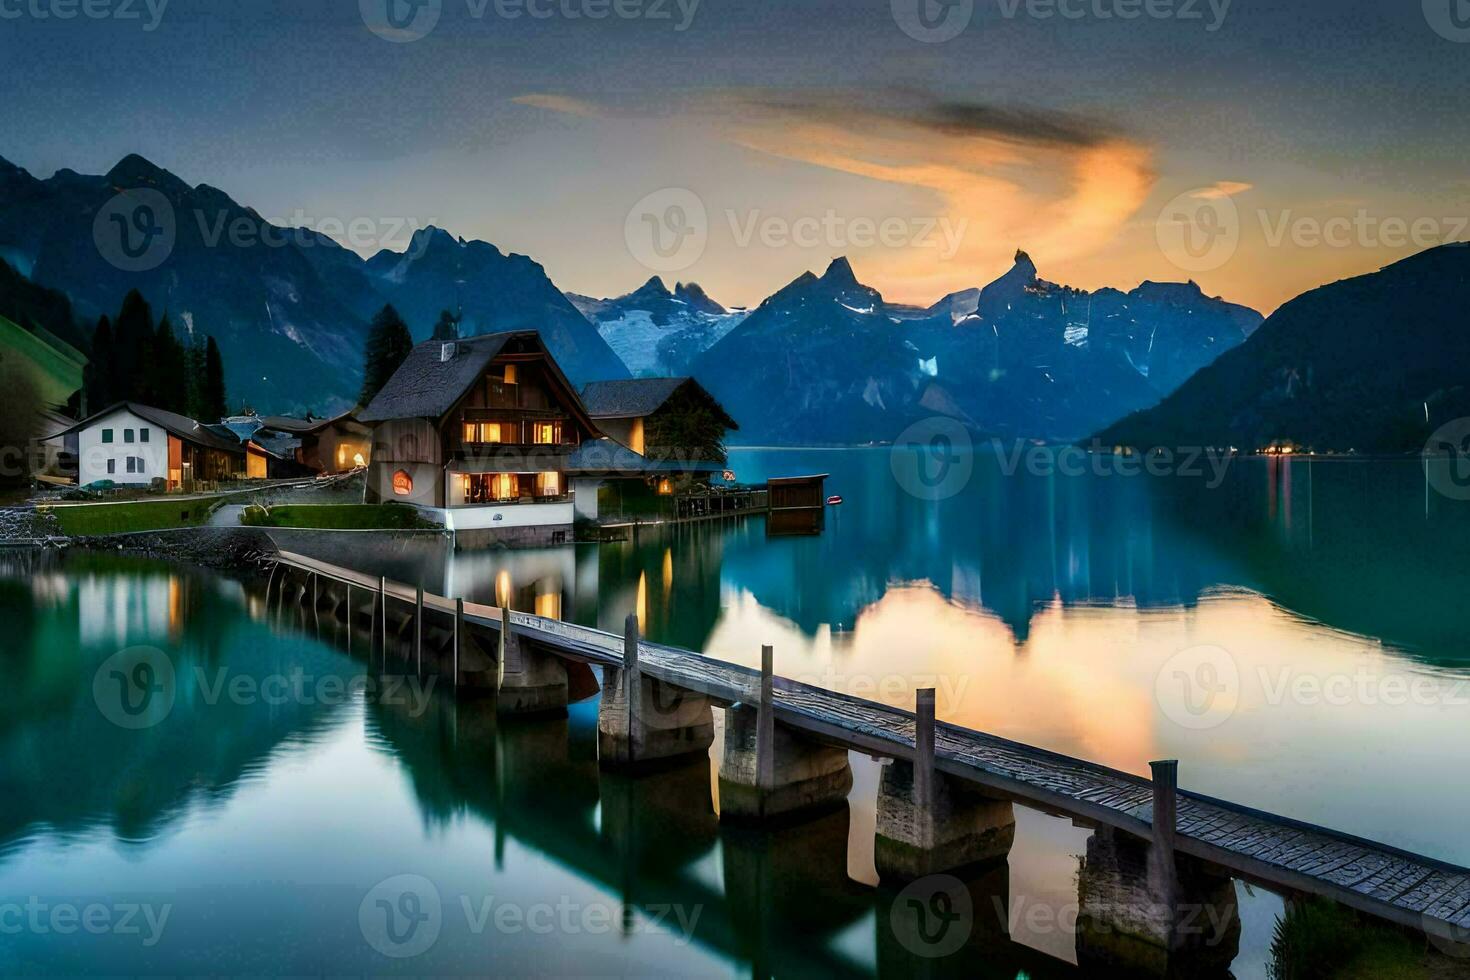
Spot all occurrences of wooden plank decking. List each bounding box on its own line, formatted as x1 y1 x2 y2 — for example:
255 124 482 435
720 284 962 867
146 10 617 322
273 550 1470 939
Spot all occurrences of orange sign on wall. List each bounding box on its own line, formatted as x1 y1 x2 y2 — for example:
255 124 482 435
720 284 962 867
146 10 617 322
393 470 413 496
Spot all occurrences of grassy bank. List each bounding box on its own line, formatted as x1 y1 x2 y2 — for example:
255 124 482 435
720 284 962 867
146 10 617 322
46 497 219 535
0 314 85 407
241 504 439 530
1267 898 1469 979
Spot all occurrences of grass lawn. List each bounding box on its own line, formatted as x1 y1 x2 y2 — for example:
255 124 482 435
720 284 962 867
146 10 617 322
0 314 85 407
242 504 439 530
46 497 220 535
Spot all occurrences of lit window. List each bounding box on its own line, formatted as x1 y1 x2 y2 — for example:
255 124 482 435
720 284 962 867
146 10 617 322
465 423 505 444
533 422 559 445
657 478 674 496
493 473 517 501
503 364 517 385
537 472 561 497
393 470 413 496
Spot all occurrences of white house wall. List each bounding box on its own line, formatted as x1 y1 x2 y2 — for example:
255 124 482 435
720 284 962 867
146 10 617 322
76 409 169 486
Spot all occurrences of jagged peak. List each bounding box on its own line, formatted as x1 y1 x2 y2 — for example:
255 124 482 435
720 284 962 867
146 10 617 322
822 256 859 286
105 153 184 190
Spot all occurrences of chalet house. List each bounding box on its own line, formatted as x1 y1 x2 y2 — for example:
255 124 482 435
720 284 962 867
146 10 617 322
578 378 738 465
359 333 604 547
51 402 248 489
256 412 371 474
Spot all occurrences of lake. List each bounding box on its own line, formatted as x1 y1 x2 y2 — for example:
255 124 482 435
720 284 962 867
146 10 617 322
3 448 1469 976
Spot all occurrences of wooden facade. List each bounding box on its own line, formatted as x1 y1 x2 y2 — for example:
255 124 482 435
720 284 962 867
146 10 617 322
364 336 599 518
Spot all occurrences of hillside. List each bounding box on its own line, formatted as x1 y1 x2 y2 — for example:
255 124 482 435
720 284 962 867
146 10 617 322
1095 243 1470 453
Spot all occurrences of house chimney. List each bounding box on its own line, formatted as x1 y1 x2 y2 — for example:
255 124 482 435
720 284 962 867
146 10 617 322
441 342 457 363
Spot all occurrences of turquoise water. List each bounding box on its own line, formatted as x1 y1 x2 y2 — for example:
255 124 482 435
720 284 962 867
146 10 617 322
4 449 1469 975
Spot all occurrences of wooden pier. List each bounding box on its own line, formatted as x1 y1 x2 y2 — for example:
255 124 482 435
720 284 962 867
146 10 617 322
270 550 1470 970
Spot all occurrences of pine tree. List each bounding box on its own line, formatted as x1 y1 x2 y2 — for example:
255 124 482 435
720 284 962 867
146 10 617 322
111 289 154 403
84 316 117 412
360 304 415 406
185 335 208 420
153 315 189 414
202 336 228 422
431 308 461 342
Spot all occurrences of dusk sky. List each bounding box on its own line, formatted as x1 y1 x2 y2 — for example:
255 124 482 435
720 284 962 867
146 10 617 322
3 0 1467 314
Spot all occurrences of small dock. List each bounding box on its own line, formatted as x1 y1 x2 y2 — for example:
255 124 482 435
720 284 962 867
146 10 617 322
268 550 1470 972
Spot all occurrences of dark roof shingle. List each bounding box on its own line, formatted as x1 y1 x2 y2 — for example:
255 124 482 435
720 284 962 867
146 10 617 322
358 335 515 422
579 378 738 429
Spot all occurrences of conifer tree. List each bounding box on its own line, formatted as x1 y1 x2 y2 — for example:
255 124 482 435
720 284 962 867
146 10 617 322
360 304 415 406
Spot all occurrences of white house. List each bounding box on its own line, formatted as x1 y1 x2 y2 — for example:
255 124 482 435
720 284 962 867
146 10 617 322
53 402 249 489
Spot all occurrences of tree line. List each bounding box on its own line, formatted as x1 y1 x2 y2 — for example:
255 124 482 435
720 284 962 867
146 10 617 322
83 289 228 422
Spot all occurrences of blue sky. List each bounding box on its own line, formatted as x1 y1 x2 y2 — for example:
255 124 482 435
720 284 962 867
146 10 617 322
2 0 1467 312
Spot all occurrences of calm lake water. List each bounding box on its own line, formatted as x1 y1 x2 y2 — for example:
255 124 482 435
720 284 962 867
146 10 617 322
3 448 1469 976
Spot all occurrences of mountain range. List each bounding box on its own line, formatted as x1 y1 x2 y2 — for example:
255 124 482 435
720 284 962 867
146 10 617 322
568 277 747 376
0 154 628 414
691 252 1262 444
1095 243 1470 453
0 152 1270 442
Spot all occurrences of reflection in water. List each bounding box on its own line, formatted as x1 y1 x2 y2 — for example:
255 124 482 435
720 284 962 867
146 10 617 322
2 452 1467 976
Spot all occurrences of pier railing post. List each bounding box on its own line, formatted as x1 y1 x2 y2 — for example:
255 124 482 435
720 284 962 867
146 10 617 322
498 605 513 693
915 688 937 846
377 576 388 661
415 586 424 676
757 645 775 795
624 614 641 765
1151 759 1181 948
345 583 353 654
454 599 464 690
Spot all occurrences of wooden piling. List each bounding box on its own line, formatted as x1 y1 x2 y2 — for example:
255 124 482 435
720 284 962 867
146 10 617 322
454 598 464 689
415 586 424 676
915 688 937 831
757 645 775 792
345 583 352 654
378 576 387 663
1151 759 1181 947
624 614 641 765
497 605 512 692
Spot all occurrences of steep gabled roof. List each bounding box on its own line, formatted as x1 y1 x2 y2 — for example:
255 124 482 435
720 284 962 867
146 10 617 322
578 378 738 430
359 334 516 422
49 402 245 455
